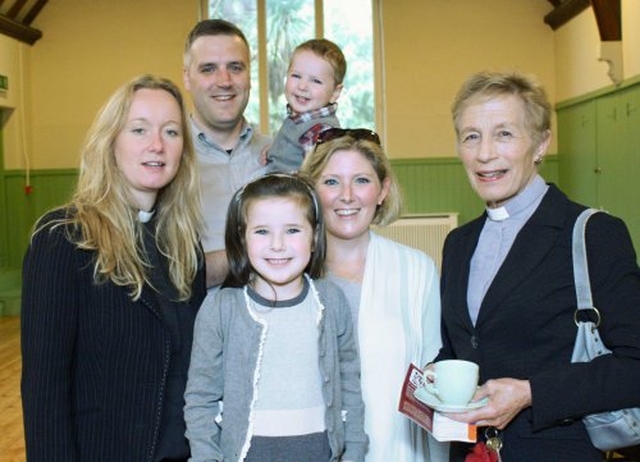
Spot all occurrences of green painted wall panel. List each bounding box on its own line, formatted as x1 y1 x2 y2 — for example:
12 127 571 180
391 158 483 225
595 87 640 258
0 158 560 270
619 87 640 261
557 99 598 206
3 170 77 268
557 81 640 259
391 156 559 226
0 128 8 268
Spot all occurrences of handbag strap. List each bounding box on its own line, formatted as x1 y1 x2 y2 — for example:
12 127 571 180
572 208 602 311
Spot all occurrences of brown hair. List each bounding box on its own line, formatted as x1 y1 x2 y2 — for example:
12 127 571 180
184 19 250 67
292 38 347 85
224 173 326 288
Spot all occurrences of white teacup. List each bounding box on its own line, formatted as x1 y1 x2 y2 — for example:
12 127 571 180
424 359 479 406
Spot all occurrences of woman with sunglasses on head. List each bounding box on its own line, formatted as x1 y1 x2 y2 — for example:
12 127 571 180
300 129 449 462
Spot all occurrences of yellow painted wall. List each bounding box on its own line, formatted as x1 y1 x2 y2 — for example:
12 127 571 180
0 35 22 109
554 0 640 101
1 0 638 169
622 0 640 78
381 0 556 159
5 0 200 170
0 36 30 171
554 9 613 101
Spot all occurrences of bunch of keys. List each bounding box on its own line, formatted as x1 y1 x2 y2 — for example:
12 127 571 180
485 428 503 462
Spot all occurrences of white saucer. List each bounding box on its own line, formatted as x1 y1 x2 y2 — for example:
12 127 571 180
414 387 489 413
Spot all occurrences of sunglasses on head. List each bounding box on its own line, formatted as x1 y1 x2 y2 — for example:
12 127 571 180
315 128 381 146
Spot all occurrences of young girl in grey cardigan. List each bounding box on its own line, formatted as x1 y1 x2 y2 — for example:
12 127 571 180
184 173 368 462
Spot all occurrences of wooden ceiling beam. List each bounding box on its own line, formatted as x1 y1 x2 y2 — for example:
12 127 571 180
0 13 42 44
591 0 621 41
544 0 590 30
23 0 47 26
7 0 27 20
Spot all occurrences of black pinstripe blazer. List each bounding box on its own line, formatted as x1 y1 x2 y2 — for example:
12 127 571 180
436 184 640 462
21 210 207 462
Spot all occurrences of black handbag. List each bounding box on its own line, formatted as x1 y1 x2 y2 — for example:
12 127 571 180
570 208 640 452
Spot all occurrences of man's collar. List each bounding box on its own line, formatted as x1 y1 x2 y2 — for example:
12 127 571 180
189 115 252 146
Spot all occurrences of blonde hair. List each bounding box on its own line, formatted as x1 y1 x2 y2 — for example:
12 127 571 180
34 75 203 300
300 135 402 226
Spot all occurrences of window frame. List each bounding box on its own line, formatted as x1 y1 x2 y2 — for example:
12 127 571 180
200 0 384 137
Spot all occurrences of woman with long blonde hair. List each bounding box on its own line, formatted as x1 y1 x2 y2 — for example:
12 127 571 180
21 74 206 462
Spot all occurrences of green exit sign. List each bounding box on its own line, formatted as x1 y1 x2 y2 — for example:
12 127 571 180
0 75 8 91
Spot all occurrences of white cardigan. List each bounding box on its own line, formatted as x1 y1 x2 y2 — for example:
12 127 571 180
358 232 449 462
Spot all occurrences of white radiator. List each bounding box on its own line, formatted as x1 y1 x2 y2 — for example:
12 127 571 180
372 213 458 270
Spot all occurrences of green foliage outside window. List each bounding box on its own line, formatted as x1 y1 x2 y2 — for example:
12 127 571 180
208 0 375 135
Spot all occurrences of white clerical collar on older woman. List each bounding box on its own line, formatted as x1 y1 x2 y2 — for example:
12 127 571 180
487 206 509 222
485 175 549 222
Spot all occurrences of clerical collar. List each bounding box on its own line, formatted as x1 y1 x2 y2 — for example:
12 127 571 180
487 207 509 221
138 209 155 223
485 175 548 222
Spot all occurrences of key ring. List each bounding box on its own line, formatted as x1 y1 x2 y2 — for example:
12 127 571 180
484 427 503 455
484 427 500 440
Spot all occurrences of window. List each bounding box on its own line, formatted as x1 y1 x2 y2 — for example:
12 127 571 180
205 0 377 135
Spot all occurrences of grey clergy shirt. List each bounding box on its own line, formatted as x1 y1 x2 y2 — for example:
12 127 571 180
467 175 549 325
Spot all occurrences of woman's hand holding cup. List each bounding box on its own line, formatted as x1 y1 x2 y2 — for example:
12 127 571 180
423 359 479 406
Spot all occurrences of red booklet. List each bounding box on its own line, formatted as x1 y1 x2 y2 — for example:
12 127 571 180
397 362 435 431
398 363 477 443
